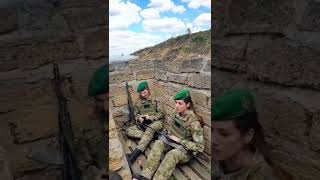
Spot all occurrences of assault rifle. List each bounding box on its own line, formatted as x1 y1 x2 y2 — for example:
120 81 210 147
125 81 135 127
53 63 81 180
139 123 194 156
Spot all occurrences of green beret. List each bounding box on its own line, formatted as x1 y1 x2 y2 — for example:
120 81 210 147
212 89 256 121
88 64 108 97
174 89 191 100
137 81 148 92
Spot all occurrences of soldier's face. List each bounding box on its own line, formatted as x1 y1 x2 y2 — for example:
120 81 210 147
139 89 150 99
95 93 107 113
212 120 249 161
175 100 190 113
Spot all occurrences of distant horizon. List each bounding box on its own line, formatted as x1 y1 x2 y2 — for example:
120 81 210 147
109 0 211 60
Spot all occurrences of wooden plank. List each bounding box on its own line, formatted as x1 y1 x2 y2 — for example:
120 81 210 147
195 156 211 170
179 165 202 180
189 160 211 180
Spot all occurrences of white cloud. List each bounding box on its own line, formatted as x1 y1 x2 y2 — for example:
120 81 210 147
143 17 186 33
109 0 141 30
193 13 211 27
109 30 166 60
148 0 186 14
182 0 211 9
140 8 160 19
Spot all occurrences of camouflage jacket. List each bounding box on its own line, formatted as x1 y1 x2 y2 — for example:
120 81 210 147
168 110 205 153
133 96 164 123
213 153 280 180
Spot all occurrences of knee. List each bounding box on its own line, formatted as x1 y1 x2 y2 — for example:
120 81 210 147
153 140 163 148
164 149 180 160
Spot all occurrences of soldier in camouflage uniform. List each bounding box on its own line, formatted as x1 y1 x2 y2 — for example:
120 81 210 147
133 89 205 180
126 81 164 165
212 89 292 180
73 64 108 180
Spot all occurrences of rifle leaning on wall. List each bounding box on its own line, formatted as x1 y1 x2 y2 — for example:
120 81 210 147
124 81 135 127
53 63 81 180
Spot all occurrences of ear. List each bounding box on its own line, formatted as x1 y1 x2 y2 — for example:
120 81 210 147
186 102 191 108
244 129 254 144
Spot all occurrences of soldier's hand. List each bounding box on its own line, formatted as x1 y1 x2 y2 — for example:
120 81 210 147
169 135 181 143
144 115 150 120
138 116 144 123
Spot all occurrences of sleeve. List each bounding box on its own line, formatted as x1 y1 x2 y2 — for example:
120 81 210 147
180 118 205 153
133 103 141 123
149 100 164 121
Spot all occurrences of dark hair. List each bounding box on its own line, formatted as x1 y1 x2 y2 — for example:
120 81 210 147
234 112 292 180
183 97 205 127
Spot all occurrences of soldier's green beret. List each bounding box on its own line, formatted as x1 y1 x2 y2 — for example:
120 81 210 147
174 89 191 100
137 81 148 92
212 89 256 121
88 64 108 97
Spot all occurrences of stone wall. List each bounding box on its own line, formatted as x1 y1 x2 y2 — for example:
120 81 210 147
109 58 212 157
213 0 320 179
0 0 107 179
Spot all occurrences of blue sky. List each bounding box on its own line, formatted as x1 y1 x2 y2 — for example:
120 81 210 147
109 0 211 62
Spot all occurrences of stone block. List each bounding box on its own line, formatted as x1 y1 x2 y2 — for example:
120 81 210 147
129 61 154 71
309 112 320 151
190 89 210 109
195 107 211 127
188 73 211 89
213 36 249 72
167 73 188 84
298 1 320 32
111 95 127 107
154 60 166 71
222 0 294 34
83 28 107 59
109 85 126 98
181 58 204 73
256 92 310 145
0 8 17 34
247 37 320 90
136 69 154 80
165 61 182 73
204 60 211 72
109 72 134 84
63 6 106 29
154 69 167 81
0 37 81 71
9 105 58 144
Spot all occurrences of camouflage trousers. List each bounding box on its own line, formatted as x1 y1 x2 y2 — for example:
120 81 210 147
126 120 163 152
141 140 191 180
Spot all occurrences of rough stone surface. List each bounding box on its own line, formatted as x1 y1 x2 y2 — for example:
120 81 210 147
83 28 107 59
188 73 211 89
222 0 294 34
181 58 204 73
298 1 320 32
136 69 154 80
167 73 188 84
0 8 18 34
111 95 128 107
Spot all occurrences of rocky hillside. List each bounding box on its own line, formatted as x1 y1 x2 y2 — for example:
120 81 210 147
132 30 211 61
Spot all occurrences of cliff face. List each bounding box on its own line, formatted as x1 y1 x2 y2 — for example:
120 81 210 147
132 30 211 62
0 0 107 179
214 0 320 179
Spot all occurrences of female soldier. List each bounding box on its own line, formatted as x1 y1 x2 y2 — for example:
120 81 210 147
133 89 205 180
212 89 292 180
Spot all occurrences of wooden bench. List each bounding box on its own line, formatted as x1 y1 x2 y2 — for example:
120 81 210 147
118 129 211 180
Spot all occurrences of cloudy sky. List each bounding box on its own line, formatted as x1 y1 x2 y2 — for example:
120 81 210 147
109 0 211 61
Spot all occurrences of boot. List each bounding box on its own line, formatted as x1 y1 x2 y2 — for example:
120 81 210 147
127 149 142 165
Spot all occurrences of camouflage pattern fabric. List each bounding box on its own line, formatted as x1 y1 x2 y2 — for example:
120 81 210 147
213 153 280 180
141 110 204 180
126 96 164 151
